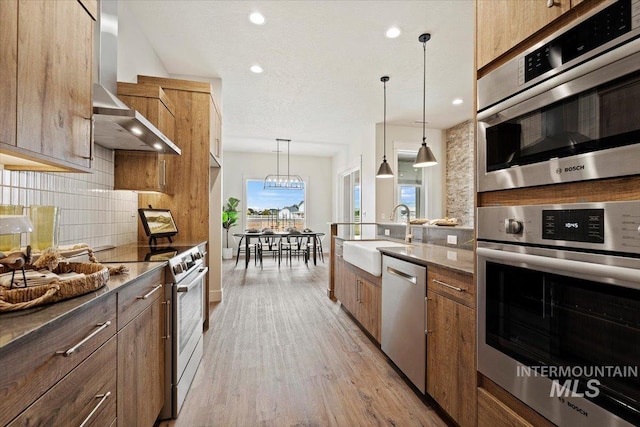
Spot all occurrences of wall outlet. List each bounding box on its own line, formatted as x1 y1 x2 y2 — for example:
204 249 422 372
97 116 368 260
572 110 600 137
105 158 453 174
447 235 458 245
384 229 390 236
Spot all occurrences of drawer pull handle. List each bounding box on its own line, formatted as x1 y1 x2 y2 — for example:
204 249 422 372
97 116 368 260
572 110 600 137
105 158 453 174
137 284 163 300
432 279 464 292
56 321 111 357
79 391 111 427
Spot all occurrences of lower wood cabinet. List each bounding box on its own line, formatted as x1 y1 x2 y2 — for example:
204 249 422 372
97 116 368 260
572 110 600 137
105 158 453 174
9 337 117 427
0 267 167 427
426 266 476 427
116 268 166 427
334 250 381 343
478 387 533 427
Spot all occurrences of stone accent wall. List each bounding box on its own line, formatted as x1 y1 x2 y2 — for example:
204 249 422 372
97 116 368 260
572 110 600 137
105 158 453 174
445 120 475 227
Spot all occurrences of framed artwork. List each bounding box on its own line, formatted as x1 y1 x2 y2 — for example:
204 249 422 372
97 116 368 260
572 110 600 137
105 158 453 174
138 208 178 240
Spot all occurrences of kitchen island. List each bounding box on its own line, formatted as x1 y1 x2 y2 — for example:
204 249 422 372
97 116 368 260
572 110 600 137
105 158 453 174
329 223 477 427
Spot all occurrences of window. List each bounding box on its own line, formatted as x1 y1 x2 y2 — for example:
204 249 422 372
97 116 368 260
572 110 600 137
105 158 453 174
340 167 361 236
396 151 423 219
246 179 306 231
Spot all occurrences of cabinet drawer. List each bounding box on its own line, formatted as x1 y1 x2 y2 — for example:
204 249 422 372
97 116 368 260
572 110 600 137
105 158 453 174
428 265 474 308
0 293 116 425
117 269 164 329
10 336 117 427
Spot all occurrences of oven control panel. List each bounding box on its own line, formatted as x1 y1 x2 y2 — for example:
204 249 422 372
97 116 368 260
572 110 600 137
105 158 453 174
478 201 640 255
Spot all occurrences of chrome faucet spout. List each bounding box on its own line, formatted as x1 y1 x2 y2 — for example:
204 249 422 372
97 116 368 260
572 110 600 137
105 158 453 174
391 204 413 243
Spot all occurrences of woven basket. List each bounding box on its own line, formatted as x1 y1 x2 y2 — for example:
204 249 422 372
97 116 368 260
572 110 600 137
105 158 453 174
0 262 109 313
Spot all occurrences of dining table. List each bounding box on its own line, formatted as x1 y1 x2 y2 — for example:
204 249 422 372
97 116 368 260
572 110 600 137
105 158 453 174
233 231 324 268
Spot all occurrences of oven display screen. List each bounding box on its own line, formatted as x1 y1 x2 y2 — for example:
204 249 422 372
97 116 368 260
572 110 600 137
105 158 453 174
542 209 604 243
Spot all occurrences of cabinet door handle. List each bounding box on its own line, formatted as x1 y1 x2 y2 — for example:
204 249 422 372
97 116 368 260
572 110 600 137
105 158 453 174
81 117 95 162
162 299 171 340
137 284 163 300
56 321 111 357
79 391 111 427
432 278 464 292
160 159 167 186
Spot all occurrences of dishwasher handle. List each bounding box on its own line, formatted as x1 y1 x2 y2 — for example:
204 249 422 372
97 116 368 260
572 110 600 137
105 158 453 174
386 266 417 284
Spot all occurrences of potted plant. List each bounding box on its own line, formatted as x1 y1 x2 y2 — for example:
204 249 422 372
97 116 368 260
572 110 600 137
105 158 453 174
222 197 240 259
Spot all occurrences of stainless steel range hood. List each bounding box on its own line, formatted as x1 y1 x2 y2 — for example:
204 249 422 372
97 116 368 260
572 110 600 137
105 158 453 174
92 0 180 155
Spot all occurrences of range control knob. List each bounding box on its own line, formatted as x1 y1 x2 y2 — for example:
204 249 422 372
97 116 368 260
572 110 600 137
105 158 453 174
173 264 183 274
505 218 523 235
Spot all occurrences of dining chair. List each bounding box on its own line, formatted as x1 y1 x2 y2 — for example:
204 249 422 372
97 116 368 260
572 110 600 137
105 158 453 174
234 234 262 267
305 233 325 263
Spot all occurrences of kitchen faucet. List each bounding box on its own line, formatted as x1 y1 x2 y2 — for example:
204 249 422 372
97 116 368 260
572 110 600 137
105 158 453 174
390 204 413 243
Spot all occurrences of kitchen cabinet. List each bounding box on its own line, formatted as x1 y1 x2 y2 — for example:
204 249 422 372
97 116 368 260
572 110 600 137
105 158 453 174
0 0 17 149
114 83 177 194
0 292 117 425
9 337 117 427
116 268 166 427
210 97 222 166
335 251 382 343
134 74 224 328
476 0 570 70
477 388 533 427
426 265 476 427
0 0 94 172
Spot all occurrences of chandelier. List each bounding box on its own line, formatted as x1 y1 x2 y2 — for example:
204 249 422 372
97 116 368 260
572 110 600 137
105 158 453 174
263 139 304 190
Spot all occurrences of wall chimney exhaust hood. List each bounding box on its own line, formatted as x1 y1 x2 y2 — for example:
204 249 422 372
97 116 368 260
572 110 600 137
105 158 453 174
92 0 180 155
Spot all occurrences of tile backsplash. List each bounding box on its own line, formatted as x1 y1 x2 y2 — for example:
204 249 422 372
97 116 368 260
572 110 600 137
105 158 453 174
0 145 138 249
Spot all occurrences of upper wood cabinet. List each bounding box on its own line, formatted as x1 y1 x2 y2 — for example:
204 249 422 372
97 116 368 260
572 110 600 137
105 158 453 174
210 97 222 166
476 0 606 71
0 0 17 150
114 83 177 193
477 0 570 70
0 0 95 172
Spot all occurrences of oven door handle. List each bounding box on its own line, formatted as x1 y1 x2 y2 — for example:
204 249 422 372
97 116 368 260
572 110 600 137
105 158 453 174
176 267 209 293
477 247 640 287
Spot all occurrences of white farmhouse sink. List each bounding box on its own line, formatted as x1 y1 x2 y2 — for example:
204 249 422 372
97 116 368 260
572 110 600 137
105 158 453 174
343 240 410 277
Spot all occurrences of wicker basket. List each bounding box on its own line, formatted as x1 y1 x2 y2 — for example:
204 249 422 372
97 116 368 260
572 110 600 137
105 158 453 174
0 262 109 313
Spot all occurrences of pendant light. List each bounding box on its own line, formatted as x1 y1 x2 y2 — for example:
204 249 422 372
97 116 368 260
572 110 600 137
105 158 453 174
413 33 438 168
376 76 393 179
264 139 304 190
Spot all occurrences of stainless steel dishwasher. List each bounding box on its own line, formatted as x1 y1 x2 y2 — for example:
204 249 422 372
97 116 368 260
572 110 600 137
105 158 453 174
381 255 427 393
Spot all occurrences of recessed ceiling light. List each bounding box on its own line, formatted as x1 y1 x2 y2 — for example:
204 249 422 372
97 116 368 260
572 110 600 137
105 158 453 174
250 65 263 73
386 27 401 38
452 98 464 105
249 12 265 25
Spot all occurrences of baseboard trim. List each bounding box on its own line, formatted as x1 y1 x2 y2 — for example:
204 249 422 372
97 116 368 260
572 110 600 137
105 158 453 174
210 288 222 302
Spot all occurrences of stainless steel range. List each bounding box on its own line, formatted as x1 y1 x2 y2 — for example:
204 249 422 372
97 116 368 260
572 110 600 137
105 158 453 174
98 243 207 420
477 201 640 426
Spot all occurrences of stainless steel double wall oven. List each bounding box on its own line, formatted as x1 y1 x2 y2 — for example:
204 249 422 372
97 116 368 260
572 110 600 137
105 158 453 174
476 2 640 426
477 0 640 192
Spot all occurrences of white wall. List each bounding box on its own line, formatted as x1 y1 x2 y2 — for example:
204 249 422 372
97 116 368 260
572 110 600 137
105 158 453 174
223 151 333 252
117 1 169 82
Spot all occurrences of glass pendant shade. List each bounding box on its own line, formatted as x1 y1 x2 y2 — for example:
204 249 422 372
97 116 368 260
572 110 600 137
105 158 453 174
414 33 437 168
376 158 393 178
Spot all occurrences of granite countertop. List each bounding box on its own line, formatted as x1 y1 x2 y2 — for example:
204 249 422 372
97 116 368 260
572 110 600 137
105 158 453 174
377 243 474 275
0 261 166 351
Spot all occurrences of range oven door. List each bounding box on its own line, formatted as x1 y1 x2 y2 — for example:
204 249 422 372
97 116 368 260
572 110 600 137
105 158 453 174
477 40 640 192
477 243 640 427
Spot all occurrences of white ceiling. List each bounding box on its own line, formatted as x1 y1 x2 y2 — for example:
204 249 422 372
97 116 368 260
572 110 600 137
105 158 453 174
124 0 474 157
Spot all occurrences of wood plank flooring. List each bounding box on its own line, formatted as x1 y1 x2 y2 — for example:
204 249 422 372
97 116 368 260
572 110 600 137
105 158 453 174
158 258 448 427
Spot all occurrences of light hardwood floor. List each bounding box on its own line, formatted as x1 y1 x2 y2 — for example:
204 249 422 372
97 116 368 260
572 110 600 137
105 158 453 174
159 257 448 427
